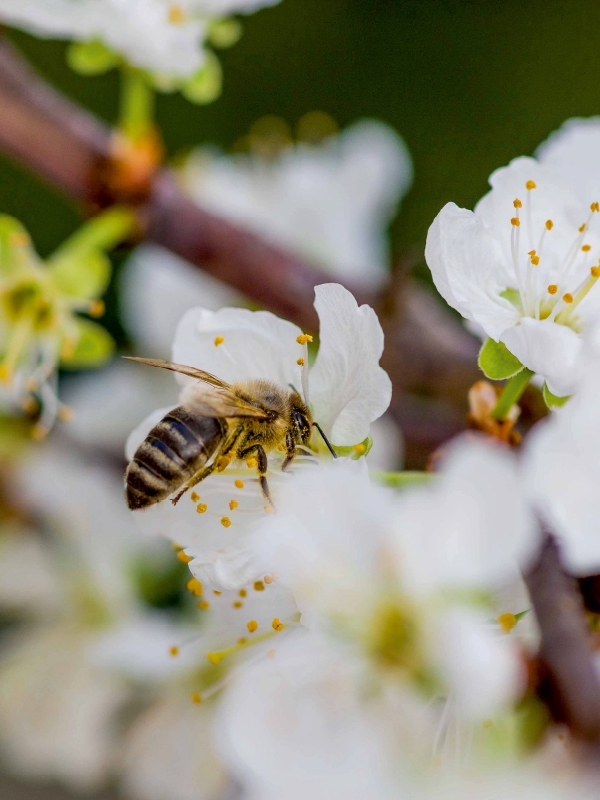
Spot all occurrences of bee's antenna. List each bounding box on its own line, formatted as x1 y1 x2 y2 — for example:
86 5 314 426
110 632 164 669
314 422 338 459
288 383 299 393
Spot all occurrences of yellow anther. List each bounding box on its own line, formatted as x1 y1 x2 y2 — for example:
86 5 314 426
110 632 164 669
233 601 243 609
563 293 573 304
296 334 313 345
582 244 592 252
525 180 536 190
234 479 244 489
482 719 493 729
247 458 257 469
31 424 48 441
190 491 199 502
264 576 273 585
591 266 600 278
172 542 183 551
214 336 225 347
272 618 284 631
247 620 258 633
497 612 517 634
177 551 193 564
169 646 179 657
264 504 274 514
513 198 522 208
592 202 600 212
88 300 105 318
530 255 540 265
191 692 203 704
168 3 186 24
547 284 558 295
297 357 305 366
545 219 554 230
353 443 366 454
213 590 222 596
238 637 247 645
198 600 210 610
57 405 74 422
186 578 203 597
510 217 520 227
196 503 208 514
239 588 247 598
579 223 586 233
254 581 265 592
221 516 232 528
229 499 239 511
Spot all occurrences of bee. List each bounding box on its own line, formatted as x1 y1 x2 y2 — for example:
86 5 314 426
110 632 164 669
124 357 333 511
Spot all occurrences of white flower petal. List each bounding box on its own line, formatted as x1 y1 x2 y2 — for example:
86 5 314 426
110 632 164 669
172 306 303 389
425 203 519 340
500 318 583 397
536 116 600 205
309 284 391 445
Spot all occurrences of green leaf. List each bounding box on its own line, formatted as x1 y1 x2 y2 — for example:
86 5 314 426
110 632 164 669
181 51 223 105
49 249 111 300
208 19 243 49
0 216 37 276
61 319 115 369
478 338 524 380
67 40 119 76
542 383 570 409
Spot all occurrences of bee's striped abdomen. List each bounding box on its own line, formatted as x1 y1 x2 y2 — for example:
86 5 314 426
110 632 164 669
126 406 225 510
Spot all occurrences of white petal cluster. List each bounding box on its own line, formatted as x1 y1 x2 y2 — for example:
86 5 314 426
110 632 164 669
182 119 412 288
0 0 280 76
426 156 600 396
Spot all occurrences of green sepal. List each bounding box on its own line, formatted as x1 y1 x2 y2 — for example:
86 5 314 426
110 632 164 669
542 383 570 409
208 19 243 49
49 249 111 301
67 40 119 76
60 319 115 369
478 338 524 380
181 51 223 105
0 216 37 276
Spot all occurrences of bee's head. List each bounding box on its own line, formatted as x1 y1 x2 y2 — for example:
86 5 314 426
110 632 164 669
290 395 312 446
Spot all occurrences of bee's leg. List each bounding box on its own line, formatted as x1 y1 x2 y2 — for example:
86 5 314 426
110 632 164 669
281 430 297 472
172 428 243 505
239 444 273 507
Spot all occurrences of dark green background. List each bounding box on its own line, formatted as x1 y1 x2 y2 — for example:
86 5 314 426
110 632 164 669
2 0 599 270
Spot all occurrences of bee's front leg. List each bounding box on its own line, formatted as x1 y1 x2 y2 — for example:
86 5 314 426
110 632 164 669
239 444 273 508
281 430 297 472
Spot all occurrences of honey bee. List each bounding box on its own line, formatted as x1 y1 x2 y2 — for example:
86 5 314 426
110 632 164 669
124 357 333 511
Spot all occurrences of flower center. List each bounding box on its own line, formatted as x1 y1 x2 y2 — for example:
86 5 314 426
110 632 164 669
508 180 600 331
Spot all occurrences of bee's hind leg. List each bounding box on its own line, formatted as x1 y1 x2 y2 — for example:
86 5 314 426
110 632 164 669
239 444 274 509
171 460 218 505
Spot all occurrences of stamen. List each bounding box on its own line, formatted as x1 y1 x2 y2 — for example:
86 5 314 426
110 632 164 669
510 217 520 227
546 220 553 230
239 589 247 597
562 293 573 303
296 334 313 345
297 357 305 366
221 516 232 528
191 692 202 704
272 618 284 631
497 613 517 634
168 3 186 23
254 581 265 591
353 443 366 455
190 491 199 502
198 600 210 610
592 202 600 213
214 336 224 347
525 180 536 190
197 503 208 514
213 590 222 596
247 620 258 632
169 646 179 657
233 601 243 608
229 500 239 510
264 576 274 585
513 198 522 208
234 479 244 489
177 551 193 564
547 284 558 295
186 578 203 597
579 224 586 233
582 245 592 252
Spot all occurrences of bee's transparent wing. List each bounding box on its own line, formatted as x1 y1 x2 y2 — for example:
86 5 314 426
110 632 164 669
181 382 270 420
124 356 270 420
124 356 231 389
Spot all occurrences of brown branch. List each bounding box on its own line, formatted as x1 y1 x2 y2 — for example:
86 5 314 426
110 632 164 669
0 37 480 464
525 533 600 744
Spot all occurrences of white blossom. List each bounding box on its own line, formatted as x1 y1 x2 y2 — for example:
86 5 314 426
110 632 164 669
426 156 600 396
126 283 392 591
182 119 412 289
0 0 280 77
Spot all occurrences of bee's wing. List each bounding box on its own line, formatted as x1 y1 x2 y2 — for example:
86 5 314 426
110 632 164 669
123 356 230 389
182 382 270 420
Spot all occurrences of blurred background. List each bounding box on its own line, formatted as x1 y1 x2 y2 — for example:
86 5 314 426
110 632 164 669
1 1 600 798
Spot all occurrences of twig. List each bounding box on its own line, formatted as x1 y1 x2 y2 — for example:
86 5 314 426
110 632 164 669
525 533 600 743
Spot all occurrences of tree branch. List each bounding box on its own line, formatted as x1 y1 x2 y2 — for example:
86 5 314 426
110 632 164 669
525 533 600 744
